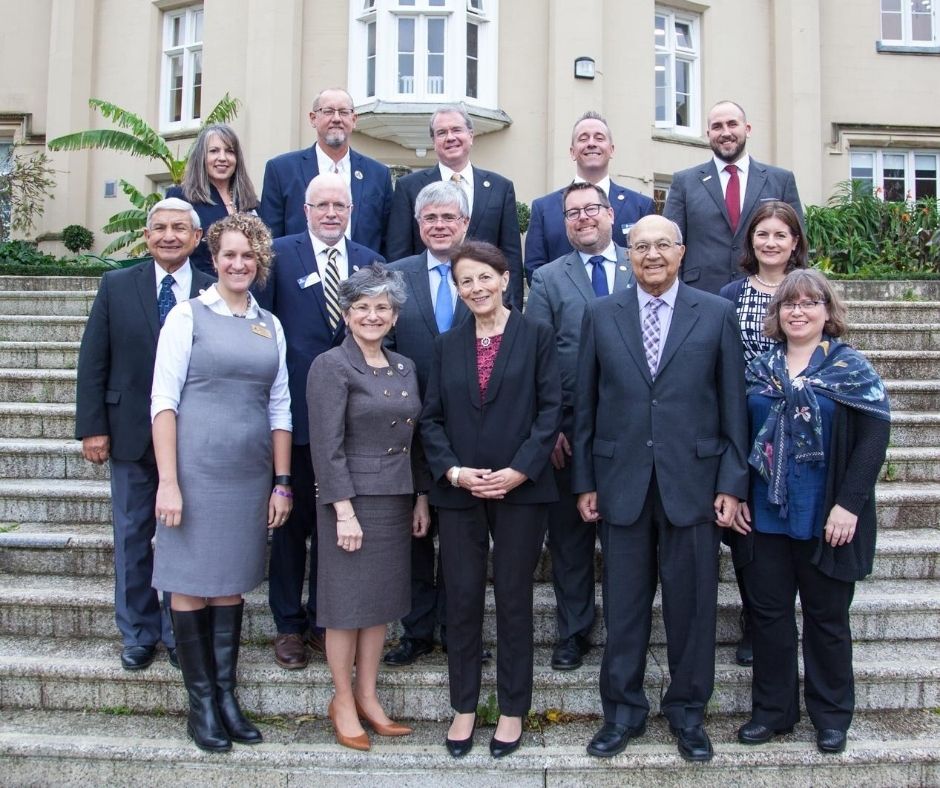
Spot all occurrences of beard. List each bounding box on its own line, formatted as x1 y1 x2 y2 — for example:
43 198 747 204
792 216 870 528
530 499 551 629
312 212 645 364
710 137 746 163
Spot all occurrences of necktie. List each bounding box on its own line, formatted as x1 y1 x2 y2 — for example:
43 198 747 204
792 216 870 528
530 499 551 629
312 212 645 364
323 248 341 331
643 298 663 378
588 255 609 297
724 164 741 233
434 263 453 333
158 274 176 327
450 173 462 184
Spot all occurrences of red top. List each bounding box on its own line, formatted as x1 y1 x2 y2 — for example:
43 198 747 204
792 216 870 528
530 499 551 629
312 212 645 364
476 334 503 399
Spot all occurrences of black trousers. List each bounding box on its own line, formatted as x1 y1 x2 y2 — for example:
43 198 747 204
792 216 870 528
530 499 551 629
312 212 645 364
438 500 548 716
400 507 446 644
599 475 721 729
742 531 856 732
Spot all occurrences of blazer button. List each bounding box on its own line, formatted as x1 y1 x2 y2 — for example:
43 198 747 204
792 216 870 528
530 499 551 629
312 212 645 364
387 448 394 454
406 418 414 425
646 440 653 447
401 390 409 397
391 420 398 426
372 369 378 376
386 369 394 376
651 399 658 406
402 447 409 454
383 390 390 397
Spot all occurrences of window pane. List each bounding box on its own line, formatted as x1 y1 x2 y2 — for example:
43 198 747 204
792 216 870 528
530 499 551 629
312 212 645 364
191 50 202 121
398 18 415 93
399 0 415 5
399 17 415 51
654 14 667 48
882 153 907 202
169 55 183 122
915 154 938 199
675 21 692 49
428 17 444 51
655 53 669 122
675 59 690 127
466 23 478 98
367 21 376 97
171 15 182 47
429 0 446 5
192 9 203 43
851 152 875 194
912 1 933 41
468 0 483 10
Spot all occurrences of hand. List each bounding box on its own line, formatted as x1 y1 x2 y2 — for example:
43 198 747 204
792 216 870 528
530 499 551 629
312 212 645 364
577 492 601 523
731 500 753 535
713 493 739 529
452 466 492 492
268 485 292 530
412 495 430 537
155 481 182 528
335 506 363 552
471 467 527 499
824 503 858 547
550 432 572 470
81 435 110 465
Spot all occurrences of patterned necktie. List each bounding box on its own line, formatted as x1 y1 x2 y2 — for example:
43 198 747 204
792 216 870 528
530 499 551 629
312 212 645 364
434 263 453 332
450 173 462 184
724 164 741 233
643 298 663 378
323 248 341 331
158 274 176 327
588 255 609 297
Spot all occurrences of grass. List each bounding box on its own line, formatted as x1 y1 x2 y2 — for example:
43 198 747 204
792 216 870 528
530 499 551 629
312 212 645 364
0 522 20 533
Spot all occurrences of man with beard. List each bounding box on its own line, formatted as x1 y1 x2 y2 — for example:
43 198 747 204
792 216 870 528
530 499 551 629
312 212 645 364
259 88 393 256
664 101 802 295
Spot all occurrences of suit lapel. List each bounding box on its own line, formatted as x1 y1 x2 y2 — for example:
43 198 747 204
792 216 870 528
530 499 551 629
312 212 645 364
481 308 519 405
295 234 331 327
468 167 494 232
738 159 767 238
563 252 595 303
612 246 634 292
612 286 653 386
410 253 439 337
698 162 731 229
656 284 700 377
459 317 482 410
301 146 319 196
135 261 160 343
348 150 364 240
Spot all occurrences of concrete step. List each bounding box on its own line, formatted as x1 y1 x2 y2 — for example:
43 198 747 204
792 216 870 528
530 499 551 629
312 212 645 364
0 438 106 481
0 368 76 404
1 708 937 787
836 280 940 300
865 350 940 381
880 447 940 482
0 290 95 316
844 324 940 351
0 276 100 292
0 341 80 369
889 411 940 447
0 315 87 343
883 380 940 411
845 300 940 323
0 403 76 440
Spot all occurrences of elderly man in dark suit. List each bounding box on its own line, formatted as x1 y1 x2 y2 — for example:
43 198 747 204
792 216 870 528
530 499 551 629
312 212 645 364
385 105 524 310
259 88 393 255
572 214 748 762
664 100 803 295
525 181 633 672
75 197 215 671
255 172 384 671
524 111 655 283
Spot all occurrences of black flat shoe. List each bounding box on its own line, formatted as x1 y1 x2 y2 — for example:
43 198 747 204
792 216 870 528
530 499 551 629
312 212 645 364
551 634 590 671
383 639 433 666
737 720 794 745
670 724 713 762
816 728 847 754
167 647 180 670
489 733 521 758
445 714 476 758
586 721 646 757
121 645 156 671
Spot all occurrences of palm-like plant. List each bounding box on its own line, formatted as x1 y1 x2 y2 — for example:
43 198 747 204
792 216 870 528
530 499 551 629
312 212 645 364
47 94 240 256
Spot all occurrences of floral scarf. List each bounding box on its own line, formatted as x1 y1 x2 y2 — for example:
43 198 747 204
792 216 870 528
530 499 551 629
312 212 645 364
746 338 891 516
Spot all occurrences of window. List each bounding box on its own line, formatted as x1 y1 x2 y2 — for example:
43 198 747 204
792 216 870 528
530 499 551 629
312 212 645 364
654 7 701 136
880 0 938 45
0 142 12 241
161 5 204 130
851 149 939 201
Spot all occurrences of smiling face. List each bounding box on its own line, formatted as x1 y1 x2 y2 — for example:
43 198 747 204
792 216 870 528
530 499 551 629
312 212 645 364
144 209 202 273
707 102 750 164
780 292 829 346
751 216 798 275
454 257 509 320
570 117 614 180
431 110 474 171
564 186 614 254
309 89 357 150
304 177 352 245
213 230 257 298
417 200 469 258
344 292 397 345
628 215 684 297
204 132 236 186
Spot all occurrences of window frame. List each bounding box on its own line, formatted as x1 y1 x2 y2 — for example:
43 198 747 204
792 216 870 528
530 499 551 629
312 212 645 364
850 148 940 202
159 4 204 133
654 6 701 137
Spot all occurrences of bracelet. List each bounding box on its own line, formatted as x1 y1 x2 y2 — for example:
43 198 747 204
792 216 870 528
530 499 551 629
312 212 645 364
449 467 462 487
273 488 294 499
336 514 357 522
274 474 292 486
415 491 428 497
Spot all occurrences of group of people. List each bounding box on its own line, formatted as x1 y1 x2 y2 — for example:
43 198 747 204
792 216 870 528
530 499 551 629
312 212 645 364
74 89 891 762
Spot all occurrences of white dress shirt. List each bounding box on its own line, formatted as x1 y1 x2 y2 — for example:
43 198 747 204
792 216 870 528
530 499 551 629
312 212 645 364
151 284 292 431
309 234 351 283
713 153 750 213
153 259 193 303
427 250 457 311
574 174 612 197
636 277 680 372
438 162 475 217
577 241 618 294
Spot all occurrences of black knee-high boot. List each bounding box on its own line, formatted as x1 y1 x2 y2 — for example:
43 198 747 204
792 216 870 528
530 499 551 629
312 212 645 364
172 607 231 752
210 602 262 744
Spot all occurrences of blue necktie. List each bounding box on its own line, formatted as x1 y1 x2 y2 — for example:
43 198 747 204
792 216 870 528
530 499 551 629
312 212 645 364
588 255 609 297
434 263 453 332
158 274 177 327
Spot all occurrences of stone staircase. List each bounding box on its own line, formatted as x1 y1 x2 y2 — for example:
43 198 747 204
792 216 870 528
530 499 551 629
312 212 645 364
0 275 938 786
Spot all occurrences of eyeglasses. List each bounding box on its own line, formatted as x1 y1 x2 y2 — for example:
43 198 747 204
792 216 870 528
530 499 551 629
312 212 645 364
780 300 827 312
314 108 354 118
418 213 463 225
563 203 607 221
305 201 352 213
432 126 469 139
630 240 678 255
349 303 394 316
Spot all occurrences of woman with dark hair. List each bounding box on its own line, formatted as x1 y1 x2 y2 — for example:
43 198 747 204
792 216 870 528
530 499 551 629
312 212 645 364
420 240 561 759
731 269 890 755
167 123 259 275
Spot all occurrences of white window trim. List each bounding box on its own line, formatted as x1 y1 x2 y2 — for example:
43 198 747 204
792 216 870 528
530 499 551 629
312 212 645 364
850 148 940 202
879 0 939 46
159 4 204 133
654 6 701 137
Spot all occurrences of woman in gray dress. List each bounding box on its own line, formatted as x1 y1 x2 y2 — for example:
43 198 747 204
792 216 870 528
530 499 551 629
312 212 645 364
307 264 431 751
152 213 292 752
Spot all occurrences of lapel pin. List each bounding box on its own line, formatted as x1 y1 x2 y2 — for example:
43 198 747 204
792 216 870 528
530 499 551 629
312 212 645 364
702 175 713 182
483 180 491 188
354 170 363 180
619 265 628 271
617 193 625 200
397 362 404 370
353 265 360 272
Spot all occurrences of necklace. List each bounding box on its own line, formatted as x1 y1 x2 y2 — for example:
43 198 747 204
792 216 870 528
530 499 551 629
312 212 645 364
753 273 783 288
480 336 491 348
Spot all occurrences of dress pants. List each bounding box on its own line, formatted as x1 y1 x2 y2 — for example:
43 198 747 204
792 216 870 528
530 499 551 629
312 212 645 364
547 462 597 640
438 500 548 716
599 474 720 729
742 531 856 732
268 444 318 634
400 507 446 644
110 447 174 648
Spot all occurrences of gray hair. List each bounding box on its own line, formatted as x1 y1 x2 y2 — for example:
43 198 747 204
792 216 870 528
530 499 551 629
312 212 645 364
627 218 684 246
147 197 201 229
429 104 474 138
413 181 469 221
338 263 407 312
571 110 613 145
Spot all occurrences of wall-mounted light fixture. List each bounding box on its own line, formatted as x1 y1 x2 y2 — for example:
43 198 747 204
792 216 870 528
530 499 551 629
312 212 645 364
574 56 596 80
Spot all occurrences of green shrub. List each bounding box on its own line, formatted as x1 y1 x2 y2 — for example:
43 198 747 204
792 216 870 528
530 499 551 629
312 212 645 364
62 224 95 253
0 240 58 267
516 200 531 235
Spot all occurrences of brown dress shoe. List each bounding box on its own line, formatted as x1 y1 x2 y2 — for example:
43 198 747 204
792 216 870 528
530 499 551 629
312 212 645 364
304 630 326 655
273 633 308 669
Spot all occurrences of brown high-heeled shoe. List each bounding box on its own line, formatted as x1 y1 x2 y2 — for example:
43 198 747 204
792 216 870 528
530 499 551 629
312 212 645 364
327 699 371 751
355 699 413 736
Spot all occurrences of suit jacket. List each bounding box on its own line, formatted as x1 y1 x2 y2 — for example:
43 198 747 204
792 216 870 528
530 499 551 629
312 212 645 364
524 181 654 283
571 282 749 527
386 165 524 310
258 145 393 255
664 157 803 295
253 233 385 445
525 245 633 434
74 260 215 461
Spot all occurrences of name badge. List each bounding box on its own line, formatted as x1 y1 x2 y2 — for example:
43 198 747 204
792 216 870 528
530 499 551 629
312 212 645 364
251 324 273 339
298 272 321 289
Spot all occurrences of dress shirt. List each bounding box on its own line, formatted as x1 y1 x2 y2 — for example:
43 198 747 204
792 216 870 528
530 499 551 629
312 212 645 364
713 153 750 213
151 284 292 431
153 259 193 303
438 162 475 217
573 174 612 197
636 278 679 372
308 234 351 283
315 143 353 239
427 250 457 312
577 242 618 294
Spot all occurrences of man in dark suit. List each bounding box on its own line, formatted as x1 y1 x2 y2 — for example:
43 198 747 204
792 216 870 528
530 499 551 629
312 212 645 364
664 100 803 295
255 172 385 671
385 105 524 310
524 111 655 283
572 214 748 762
259 88 393 255
75 197 215 671
382 181 471 667
525 182 633 673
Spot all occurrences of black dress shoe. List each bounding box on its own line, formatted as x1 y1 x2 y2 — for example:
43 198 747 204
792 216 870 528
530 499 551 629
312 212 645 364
586 721 646 757
816 728 847 754
489 733 521 758
670 724 713 762
551 635 590 670
167 647 180 670
383 639 433 666
121 645 156 671
737 720 794 744
445 715 476 758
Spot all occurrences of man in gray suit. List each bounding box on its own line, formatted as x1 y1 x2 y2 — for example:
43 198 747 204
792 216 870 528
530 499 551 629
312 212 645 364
572 214 748 762
664 100 803 295
526 182 632 672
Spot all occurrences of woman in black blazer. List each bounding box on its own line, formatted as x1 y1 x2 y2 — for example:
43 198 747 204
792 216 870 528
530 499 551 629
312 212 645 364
420 240 562 759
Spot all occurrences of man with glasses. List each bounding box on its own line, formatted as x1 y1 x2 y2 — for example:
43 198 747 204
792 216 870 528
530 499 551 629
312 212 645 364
255 173 385 671
386 105 524 309
524 111 654 283
525 182 634 674
259 88 393 255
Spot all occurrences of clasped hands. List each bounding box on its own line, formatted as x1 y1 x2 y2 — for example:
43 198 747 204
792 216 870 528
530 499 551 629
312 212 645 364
454 467 527 499
577 491 742 528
